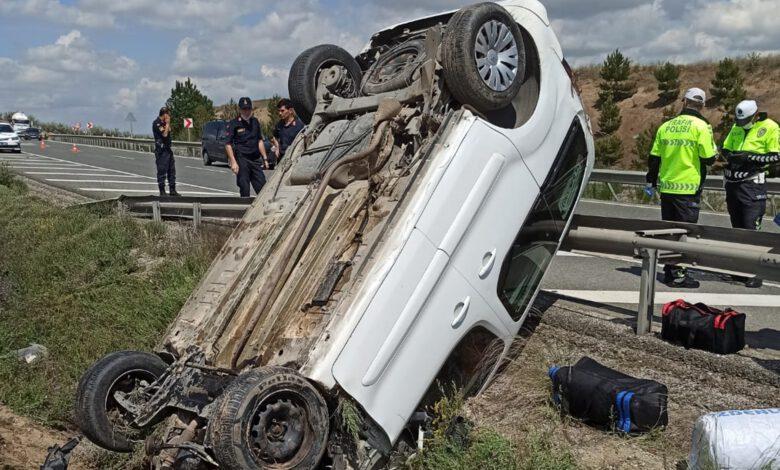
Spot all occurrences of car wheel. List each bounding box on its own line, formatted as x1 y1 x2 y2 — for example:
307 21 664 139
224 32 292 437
208 367 329 470
362 39 426 95
74 351 167 452
203 148 212 166
288 44 363 123
442 2 526 113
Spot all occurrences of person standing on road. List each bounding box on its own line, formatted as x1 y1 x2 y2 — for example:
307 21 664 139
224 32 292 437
646 87 718 288
152 107 179 196
226 97 270 197
271 98 304 165
721 100 780 288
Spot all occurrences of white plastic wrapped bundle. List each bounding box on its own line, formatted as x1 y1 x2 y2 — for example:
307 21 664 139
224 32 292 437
689 408 780 469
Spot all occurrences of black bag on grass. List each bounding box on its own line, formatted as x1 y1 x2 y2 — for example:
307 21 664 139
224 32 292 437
661 299 746 355
548 357 668 433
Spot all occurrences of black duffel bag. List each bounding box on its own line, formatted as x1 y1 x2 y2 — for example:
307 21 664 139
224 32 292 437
549 357 668 433
661 299 746 355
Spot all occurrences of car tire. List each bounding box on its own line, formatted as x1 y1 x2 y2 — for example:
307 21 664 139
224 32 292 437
13 148 21 153
203 148 212 166
74 351 167 452
362 39 426 95
208 367 329 470
442 2 526 113
288 44 363 123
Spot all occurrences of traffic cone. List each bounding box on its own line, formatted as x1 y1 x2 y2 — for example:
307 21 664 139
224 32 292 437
71 143 79 153
39 139 46 150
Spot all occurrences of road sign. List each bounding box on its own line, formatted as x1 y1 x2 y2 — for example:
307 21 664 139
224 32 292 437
183 118 193 129
87 122 94 129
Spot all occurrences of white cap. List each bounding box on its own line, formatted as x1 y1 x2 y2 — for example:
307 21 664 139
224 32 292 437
684 87 706 105
735 100 758 126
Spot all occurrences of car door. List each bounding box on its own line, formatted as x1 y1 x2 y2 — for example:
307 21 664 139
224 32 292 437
215 121 229 162
415 121 540 330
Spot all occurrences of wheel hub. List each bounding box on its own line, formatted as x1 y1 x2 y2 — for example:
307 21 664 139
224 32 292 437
474 19 519 92
250 399 306 463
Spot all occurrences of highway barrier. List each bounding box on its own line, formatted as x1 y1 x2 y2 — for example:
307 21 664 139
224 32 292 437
48 134 202 158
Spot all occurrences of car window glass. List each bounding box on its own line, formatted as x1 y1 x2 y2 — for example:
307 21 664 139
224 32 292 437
0 124 13 132
497 118 588 321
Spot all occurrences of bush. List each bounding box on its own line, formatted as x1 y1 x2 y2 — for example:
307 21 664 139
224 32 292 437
653 62 681 103
595 135 623 168
597 92 622 136
744 52 762 73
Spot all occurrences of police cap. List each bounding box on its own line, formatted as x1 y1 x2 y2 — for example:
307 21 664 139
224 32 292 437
238 97 253 110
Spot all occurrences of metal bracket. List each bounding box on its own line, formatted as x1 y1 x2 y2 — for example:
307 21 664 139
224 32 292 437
636 247 659 335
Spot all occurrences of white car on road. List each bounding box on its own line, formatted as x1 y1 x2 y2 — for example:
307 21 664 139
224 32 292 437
76 2 594 468
0 123 21 153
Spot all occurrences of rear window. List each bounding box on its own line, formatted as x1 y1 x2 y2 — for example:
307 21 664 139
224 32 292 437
0 124 13 132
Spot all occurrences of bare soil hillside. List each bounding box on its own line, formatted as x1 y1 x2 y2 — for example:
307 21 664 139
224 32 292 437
577 55 780 169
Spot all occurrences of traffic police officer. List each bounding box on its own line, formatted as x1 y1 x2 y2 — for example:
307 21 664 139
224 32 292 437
646 87 718 288
152 107 179 196
722 100 780 288
225 97 270 197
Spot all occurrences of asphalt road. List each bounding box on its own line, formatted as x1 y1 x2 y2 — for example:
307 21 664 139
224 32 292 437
3 140 778 357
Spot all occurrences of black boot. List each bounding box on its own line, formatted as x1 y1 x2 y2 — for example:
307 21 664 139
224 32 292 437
169 186 181 197
159 184 166 196
745 277 763 289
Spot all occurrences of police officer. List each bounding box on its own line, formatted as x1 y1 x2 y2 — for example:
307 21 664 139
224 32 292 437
722 100 780 288
152 107 179 196
646 87 718 288
226 97 270 197
271 98 304 164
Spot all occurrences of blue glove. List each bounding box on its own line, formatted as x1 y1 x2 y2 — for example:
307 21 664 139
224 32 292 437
644 183 655 197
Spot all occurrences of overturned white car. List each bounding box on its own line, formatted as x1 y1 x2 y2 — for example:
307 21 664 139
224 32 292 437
75 1 594 468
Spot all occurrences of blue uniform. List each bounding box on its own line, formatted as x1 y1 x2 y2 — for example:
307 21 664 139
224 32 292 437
227 115 266 197
152 117 175 194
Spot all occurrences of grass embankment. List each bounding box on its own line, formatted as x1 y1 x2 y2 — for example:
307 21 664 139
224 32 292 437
0 167 227 427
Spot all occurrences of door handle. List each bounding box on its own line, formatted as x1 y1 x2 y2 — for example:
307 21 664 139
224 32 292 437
451 296 471 329
478 249 497 279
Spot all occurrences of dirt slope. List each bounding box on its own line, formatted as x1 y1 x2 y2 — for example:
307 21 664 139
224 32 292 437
577 55 780 168
467 294 780 469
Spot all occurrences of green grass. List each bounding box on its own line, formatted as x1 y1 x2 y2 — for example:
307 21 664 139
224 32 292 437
407 387 577 470
0 180 225 427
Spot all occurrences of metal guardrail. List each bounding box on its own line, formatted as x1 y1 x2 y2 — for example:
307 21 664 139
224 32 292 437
590 169 780 195
562 215 780 334
77 195 779 334
48 134 202 158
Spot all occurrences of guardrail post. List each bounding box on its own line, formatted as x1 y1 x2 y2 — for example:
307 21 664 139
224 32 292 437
152 201 161 222
193 202 202 229
636 247 659 335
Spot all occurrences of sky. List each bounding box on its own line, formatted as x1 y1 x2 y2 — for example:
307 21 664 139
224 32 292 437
0 0 778 131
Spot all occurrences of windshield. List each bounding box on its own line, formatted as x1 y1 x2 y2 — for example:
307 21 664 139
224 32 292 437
0 124 14 132
13 119 30 125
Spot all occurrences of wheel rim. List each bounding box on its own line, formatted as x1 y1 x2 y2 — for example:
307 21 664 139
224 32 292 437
248 392 313 467
105 369 157 438
474 19 519 92
202 150 208 164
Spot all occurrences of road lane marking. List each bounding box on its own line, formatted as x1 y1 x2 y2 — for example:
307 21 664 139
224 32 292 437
78 188 238 196
9 166 91 170
22 151 234 194
186 165 226 173
546 290 780 307
112 155 134 160
556 251 591 258
47 180 163 184
27 172 139 176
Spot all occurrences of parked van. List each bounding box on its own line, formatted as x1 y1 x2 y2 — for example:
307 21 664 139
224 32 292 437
201 120 229 165
76 2 594 468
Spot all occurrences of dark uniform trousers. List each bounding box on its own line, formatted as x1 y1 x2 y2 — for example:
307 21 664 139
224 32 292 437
660 193 700 279
237 154 266 197
155 144 176 190
725 181 766 230
660 193 701 224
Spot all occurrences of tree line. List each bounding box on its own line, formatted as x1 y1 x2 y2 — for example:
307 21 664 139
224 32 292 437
594 49 752 168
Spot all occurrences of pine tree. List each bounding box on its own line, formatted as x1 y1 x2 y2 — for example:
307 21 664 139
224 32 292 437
598 49 637 103
262 95 282 137
598 92 622 136
710 58 747 133
165 78 215 141
595 135 623 168
653 62 681 103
